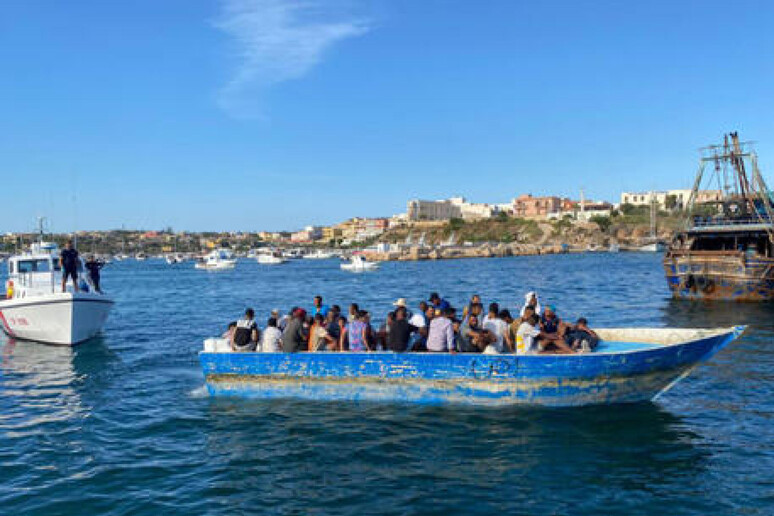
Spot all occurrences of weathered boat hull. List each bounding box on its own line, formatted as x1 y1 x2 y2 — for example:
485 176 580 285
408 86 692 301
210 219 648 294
663 252 774 301
200 327 743 407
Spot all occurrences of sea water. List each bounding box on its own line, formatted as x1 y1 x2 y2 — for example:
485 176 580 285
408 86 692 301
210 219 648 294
1 253 773 515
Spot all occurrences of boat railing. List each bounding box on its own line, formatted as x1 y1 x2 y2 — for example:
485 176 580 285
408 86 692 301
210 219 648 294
691 215 773 229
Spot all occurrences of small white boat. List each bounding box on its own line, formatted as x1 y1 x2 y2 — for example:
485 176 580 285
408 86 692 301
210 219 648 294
256 250 287 265
195 249 237 270
638 241 666 253
608 243 621 253
282 249 304 260
0 241 114 345
165 253 186 265
340 254 380 272
304 250 334 259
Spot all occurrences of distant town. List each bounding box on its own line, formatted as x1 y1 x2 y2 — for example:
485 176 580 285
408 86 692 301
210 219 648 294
1 189 720 257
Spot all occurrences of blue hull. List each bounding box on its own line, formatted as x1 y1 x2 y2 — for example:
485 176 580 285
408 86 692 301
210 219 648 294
200 327 744 407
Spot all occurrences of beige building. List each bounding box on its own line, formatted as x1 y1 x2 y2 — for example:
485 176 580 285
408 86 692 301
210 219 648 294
407 197 498 221
620 190 722 210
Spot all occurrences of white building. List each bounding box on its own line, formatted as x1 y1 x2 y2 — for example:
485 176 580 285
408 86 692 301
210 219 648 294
407 197 499 221
620 189 721 210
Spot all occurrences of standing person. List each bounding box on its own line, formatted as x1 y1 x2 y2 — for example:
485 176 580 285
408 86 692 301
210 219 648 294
426 308 456 353
282 309 309 353
85 255 105 293
462 294 482 320
520 292 542 317
348 303 360 323
336 316 348 351
312 296 330 317
231 308 260 352
429 292 451 312
260 317 283 352
325 311 340 342
59 240 80 293
340 311 372 352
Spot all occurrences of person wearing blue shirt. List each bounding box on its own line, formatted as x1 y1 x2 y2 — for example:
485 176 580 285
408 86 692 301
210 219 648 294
429 292 450 313
313 295 330 317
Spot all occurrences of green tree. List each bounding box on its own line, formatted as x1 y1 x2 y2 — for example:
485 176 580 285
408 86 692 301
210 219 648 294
589 215 612 233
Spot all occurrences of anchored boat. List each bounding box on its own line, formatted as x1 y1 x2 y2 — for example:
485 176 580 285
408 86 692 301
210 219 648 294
664 132 774 301
0 240 114 345
194 249 237 270
199 326 743 407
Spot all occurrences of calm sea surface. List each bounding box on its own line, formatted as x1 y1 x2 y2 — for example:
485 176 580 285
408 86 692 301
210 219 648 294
1 253 773 515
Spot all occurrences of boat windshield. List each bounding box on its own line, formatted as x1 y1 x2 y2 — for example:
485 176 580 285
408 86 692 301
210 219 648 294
16 259 52 273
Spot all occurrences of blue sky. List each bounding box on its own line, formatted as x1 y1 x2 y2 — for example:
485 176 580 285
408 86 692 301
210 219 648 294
2 0 774 233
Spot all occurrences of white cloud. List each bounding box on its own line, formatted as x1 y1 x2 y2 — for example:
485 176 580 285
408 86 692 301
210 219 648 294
214 0 369 118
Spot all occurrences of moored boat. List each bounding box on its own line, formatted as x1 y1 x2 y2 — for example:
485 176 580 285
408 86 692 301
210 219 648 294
199 326 743 407
256 249 287 265
0 240 114 345
195 249 237 270
664 133 774 301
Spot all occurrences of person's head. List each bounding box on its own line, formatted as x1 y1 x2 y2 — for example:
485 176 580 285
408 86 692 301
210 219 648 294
544 305 556 319
325 311 336 323
314 313 324 324
429 292 441 306
338 315 347 327
525 291 538 306
471 294 481 304
349 303 359 315
576 317 588 327
498 309 512 322
267 317 278 328
395 306 407 320
245 308 255 320
488 302 499 316
387 311 395 323
294 308 307 320
452 319 461 332
271 309 280 319
314 295 323 308
358 310 370 322
418 301 429 313
527 314 540 326
227 321 237 330
468 315 479 328
470 302 483 316
425 305 435 319
331 304 341 315
65 240 73 249
522 305 535 319
443 307 455 319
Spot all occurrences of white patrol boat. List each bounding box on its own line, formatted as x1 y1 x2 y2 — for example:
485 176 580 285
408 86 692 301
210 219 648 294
0 240 114 345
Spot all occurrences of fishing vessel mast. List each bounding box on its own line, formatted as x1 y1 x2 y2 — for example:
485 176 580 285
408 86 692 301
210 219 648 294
683 132 774 241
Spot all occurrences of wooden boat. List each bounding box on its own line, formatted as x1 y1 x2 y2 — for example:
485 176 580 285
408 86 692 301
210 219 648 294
199 326 744 407
664 132 774 301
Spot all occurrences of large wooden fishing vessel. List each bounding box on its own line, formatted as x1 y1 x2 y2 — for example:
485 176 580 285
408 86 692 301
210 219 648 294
664 132 774 301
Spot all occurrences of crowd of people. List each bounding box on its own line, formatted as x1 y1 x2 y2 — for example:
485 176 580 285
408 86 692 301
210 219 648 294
224 292 600 355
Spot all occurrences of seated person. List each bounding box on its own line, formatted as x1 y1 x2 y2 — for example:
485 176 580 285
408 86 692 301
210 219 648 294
537 305 574 354
222 321 237 340
564 317 599 353
387 306 418 352
260 317 283 352
232 308 260 352
458 315 494 353
515 313 542 355
309 313 337 351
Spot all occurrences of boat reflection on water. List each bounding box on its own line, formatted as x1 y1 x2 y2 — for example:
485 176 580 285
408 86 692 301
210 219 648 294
661 299 774 333
0 335 111 429
202 399 708 511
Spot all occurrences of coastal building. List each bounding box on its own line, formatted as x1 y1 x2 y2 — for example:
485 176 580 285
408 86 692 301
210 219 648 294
620 190 722 210
512 194 564 218
407 197 499 221
291 226 323 243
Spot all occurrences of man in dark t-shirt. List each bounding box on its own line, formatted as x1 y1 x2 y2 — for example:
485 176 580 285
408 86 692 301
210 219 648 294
386 307 418 352
59 240 80 293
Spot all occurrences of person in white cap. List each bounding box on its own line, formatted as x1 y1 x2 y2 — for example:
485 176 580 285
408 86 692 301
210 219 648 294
520 292 542 317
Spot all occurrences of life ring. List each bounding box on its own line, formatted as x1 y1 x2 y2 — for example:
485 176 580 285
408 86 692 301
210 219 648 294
5 280 13 299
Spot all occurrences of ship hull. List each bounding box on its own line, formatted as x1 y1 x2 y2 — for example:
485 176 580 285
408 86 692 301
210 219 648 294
663 251 774 301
